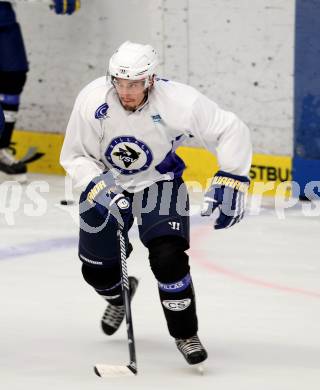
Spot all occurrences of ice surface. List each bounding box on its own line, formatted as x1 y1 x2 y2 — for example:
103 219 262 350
0 174 319 390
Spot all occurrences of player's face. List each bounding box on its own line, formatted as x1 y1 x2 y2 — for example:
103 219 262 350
112 78 147 111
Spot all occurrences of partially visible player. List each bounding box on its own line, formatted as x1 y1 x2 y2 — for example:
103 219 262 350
0 0 80 182
60 41 252 366
52 0 80 14
0 103 4 135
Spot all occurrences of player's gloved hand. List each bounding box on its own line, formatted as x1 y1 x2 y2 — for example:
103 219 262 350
201 170 250 229
0 105 4 136
53 0 80 15
82 171 131 226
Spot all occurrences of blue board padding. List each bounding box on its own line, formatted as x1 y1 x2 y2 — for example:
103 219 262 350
292 156 320 197
293 1 320 195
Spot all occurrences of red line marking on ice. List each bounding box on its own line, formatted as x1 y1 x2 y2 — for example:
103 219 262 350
190 225 320 299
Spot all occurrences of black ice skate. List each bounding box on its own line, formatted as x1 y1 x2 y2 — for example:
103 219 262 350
101 276 138 336
0 147 27 183
175 334 208 365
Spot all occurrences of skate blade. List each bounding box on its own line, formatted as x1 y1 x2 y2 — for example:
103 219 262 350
193 362 205 375
0 172 27 184
94 364 137 378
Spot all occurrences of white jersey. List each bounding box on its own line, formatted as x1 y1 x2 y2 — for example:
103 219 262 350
60 77 252 193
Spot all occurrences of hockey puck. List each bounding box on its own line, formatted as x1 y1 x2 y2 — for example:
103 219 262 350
60 199 75 205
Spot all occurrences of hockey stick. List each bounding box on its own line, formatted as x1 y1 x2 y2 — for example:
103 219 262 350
94 222 137 378
19 147 44 164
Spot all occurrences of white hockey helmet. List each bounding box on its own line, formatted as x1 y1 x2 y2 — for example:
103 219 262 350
108 41 158 82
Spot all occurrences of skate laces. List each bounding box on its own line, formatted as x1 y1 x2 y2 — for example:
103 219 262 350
102 303 125 329
175 335 204 356
101 277 138 330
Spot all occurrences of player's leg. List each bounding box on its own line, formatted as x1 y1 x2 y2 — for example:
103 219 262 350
79 192 137 335
81 263 138 335
137 177 207 364
0 3 29 182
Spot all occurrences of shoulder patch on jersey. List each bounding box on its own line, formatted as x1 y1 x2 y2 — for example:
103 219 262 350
94 103 109 119
151 114 162 123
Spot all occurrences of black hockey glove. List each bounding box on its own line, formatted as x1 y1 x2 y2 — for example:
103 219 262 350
82 171 131 227
201 170 250 229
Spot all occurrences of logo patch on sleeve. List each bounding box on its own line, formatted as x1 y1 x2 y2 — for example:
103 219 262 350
95 103 109 119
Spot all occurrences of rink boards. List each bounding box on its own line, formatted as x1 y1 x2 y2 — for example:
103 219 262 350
12 129 292 197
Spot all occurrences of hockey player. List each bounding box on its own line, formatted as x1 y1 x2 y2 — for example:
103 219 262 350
0 0 80 182
60 41 252 366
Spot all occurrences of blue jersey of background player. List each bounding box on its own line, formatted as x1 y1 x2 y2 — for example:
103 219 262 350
0 0 80 182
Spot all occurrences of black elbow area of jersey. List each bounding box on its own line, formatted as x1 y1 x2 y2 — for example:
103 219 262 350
147 235 190 282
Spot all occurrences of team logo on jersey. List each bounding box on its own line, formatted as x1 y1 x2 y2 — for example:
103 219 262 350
113 144 141 168
105 136 153 175
94 103 109 119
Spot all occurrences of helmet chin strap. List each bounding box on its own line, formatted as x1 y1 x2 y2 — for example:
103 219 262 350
136 78 155 110
143 76 153 89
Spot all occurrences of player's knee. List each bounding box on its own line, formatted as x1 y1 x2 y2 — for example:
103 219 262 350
81 263 121 290
147 235 190 282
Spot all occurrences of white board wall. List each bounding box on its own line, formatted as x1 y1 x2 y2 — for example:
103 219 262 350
14 0 295 155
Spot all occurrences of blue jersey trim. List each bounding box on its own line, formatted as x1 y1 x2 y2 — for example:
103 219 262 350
155 151 186 179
